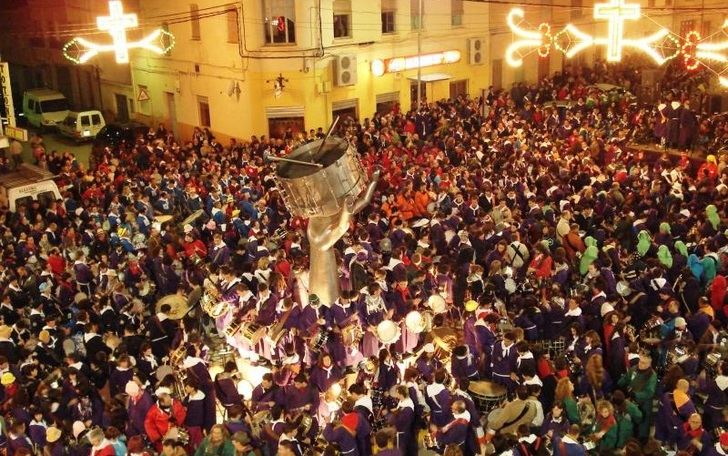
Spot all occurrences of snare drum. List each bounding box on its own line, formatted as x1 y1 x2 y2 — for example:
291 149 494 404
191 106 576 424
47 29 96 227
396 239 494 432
274 137 369 218
240 322 266 345
704 352 722 376
468 380 507 414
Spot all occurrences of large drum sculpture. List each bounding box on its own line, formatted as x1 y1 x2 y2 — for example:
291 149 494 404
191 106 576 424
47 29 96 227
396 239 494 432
273 130 379 306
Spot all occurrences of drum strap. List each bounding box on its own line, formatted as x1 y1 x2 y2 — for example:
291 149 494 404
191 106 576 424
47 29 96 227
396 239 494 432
496 403 530 431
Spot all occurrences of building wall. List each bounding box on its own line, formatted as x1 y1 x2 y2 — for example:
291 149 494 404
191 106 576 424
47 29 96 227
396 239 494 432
130 0 491 140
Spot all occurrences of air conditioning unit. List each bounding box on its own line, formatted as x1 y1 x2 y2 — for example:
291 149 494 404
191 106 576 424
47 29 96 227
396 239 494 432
334 55 357 86
468 38 485 65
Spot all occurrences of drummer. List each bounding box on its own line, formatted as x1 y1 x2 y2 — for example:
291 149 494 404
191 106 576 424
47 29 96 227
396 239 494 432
491 331 518 392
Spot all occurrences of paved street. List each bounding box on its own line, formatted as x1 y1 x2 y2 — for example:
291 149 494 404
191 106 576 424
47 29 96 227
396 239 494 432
19 125 92 167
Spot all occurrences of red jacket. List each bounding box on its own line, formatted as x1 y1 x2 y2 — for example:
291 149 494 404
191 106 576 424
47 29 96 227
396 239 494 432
144 401 187 443
91 443 116 456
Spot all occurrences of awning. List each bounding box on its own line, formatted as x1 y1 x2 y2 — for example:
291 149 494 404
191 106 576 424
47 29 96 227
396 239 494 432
407 73 452 82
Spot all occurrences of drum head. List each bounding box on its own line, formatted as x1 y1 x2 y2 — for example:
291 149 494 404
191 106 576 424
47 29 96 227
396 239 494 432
156 365 174 383
276 137 348 179
469 380 507 397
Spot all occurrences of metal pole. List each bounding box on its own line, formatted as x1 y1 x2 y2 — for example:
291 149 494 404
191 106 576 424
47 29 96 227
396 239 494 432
416 0 422 109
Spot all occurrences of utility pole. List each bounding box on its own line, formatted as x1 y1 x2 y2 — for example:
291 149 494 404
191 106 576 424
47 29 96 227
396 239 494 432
416 0 422 109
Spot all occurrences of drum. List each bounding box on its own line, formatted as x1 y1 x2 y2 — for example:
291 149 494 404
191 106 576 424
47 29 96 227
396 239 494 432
431 327 459 353
405 310 432 333
376 320 400 345
468 380 507 414
154 214 174 224
639 316 664 346
156 365 175 383
428 294 447 314
250 410 271 439
666 344 688 367
704 352 722 376
342 323 364 347
310 329 329 352
274 137 369 218
156 294 190 320
240 322 266 345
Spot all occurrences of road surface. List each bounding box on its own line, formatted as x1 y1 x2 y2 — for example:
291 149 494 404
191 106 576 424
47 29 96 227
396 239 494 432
19 126 92 167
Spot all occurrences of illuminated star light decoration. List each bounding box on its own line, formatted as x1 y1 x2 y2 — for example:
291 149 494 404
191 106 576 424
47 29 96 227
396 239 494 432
63 0 175 64
506 4 679 67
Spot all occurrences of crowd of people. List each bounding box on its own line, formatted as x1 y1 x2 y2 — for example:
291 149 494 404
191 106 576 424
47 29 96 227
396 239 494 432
0 59 725 456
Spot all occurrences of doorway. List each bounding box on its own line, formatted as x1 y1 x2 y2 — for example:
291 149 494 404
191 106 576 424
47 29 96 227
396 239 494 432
410 81 426 109
115 93 129 121
166 92 178 138
492 59 503 90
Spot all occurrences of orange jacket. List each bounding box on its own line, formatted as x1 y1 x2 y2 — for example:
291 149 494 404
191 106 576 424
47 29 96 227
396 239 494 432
413 191 431 217
396 194 415 221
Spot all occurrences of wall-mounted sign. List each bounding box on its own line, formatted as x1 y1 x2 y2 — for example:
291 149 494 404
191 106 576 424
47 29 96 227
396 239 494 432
0 63 16 128
63 1 175 65
371 51 461 76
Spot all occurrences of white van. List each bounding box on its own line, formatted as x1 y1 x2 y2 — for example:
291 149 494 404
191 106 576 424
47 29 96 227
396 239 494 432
0 164 62 212
22 89 70 129
59 110 106 141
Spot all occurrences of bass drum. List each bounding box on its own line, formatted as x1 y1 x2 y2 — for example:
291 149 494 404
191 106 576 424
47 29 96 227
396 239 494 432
274 137 369 218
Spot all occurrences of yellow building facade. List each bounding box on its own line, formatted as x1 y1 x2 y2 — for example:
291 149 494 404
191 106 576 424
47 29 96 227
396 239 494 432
130 0 493 141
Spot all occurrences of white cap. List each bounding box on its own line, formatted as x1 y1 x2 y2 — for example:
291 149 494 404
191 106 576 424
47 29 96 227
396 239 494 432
679 209 690 218
674 317 687 328
154 387 172 396
424 343 435 353
183 224 193 233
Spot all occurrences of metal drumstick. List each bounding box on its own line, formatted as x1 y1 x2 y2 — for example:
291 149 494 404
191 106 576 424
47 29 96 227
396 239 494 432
315 115 340 157
266 155 324 168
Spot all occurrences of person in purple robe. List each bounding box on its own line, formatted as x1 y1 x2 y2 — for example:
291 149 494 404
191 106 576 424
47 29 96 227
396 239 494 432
655 378 696 446
214 361 242 410
284 374 320 416
125 381 153 438
431 400 471 450
323 410 360 456
359 284 388 358
182 378 206 448
541 404 571 441
329 291 359 367
425 369 454 427
678 101 698 150
309 353 342 393
182 354 216 431
374 430 402 456
415 344 442 383
451 345 480 385
251 373 283 412
389 385 417 455
491 331 518 391
108 355 134 397
27 408 47 448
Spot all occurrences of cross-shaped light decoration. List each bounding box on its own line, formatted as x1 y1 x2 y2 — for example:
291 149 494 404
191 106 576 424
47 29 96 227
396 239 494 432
62 0 175 65
97 1 138 63
593 0 640 62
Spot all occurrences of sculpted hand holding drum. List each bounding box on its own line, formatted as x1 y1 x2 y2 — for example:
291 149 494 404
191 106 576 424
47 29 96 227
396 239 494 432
273 124 380 306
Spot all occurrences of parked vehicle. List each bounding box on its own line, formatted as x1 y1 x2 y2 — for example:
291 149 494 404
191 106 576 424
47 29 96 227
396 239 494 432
0 164 62 212
22 89 70 130
59 110 106 141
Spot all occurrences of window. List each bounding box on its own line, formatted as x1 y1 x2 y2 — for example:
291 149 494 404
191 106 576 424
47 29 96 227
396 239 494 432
570 0 582 20
382 0 396 33
198 96 211 127
333 0 351 39
680 19 695 38
227 8 238 43
81 116 91 127
411 0 423 30
381 10 395 33
190 4 201 40
92 114 102 125
451 0 463 26
263 0 296 44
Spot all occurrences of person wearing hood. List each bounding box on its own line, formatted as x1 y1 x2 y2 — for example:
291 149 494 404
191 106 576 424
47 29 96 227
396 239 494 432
323 401 360 456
